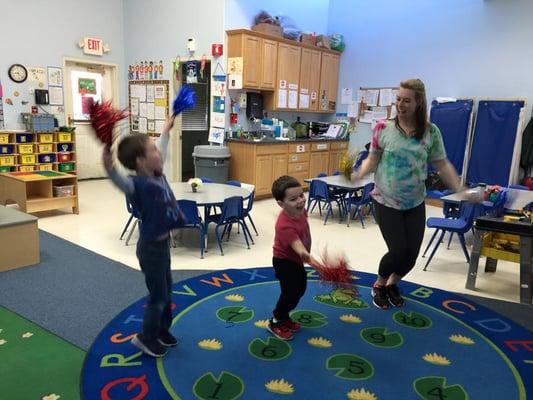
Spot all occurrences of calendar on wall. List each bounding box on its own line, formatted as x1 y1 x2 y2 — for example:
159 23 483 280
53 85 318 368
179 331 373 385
128 80 169 137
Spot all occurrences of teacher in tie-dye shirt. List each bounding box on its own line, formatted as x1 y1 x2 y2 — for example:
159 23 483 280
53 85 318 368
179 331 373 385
351 78 464 310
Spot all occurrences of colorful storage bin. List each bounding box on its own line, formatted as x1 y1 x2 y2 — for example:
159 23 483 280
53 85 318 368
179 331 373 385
18 165 35 172
38 143 54 153
0 155 16 166
57 133 72 142
19 154 36 164
18 144 34 154
57 152 71 162
480 232 520 263
0 133 9 144
0 166 12 172
0 145 14 154
16 133 33 143
53 184 75 197
38 153 56 163
38 133 54 143
23 114 55 132
57 143 73 152
58 162 75 172
38 164 54 171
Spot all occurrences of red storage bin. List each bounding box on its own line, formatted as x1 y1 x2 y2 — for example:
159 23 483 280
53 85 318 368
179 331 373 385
58 152 72 162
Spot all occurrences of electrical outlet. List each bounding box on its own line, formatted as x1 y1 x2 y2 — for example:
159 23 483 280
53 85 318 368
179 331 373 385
238 93 247 108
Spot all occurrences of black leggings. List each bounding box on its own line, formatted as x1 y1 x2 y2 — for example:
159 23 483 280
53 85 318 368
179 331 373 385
272 257 307 321
373 200 426 279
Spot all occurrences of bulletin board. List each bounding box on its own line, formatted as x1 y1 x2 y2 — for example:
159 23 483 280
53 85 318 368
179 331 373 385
357 86 399 123
128 80 169 137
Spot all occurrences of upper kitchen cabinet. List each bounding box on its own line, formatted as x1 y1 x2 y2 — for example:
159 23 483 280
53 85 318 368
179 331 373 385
227 31 278 90
318 52 340 113
227 29 341 113
298 47 321 112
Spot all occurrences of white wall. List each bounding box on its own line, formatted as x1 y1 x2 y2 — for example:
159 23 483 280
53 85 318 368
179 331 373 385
0 0 125 129
328 0 533 150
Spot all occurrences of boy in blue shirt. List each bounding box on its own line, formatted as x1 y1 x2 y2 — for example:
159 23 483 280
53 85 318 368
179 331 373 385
102 117 182 357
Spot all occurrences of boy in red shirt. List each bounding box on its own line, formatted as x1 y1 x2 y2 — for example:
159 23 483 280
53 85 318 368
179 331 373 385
269 175 318 340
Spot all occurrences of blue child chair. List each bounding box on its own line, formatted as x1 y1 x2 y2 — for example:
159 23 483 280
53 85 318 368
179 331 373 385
345 182 375 228
207 196 251 255
174 199 205 259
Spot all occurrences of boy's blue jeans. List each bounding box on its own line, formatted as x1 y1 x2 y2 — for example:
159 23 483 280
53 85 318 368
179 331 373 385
136 237 172 344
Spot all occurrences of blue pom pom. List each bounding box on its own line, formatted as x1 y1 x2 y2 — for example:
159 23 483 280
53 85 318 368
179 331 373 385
173 85 196 116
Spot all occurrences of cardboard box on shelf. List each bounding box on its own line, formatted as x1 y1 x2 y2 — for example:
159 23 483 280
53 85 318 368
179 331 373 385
316 35 331 49
252 23 283 37
300 33 317 46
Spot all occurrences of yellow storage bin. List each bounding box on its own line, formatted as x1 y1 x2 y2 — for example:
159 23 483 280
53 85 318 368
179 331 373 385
19 154 36 165
18 144 34 154
480 232 520 263
39 133 54 143
0 133 9 144
18 165 35 172
38 143 54 153
38 163 54 171
0 155 16 166
57 133 72 142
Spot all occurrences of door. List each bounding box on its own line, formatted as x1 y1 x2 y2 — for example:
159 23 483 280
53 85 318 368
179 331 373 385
64 59 119 180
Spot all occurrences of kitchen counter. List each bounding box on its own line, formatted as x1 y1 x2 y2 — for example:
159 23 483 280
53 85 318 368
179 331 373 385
226 137 348 144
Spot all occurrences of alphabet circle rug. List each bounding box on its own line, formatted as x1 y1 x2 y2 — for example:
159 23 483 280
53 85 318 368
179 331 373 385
82 268 532 399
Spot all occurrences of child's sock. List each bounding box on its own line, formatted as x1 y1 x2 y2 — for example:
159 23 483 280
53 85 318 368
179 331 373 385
272 317 279 324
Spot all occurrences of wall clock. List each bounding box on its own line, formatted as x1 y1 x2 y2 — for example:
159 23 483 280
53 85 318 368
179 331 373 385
8 64 28 83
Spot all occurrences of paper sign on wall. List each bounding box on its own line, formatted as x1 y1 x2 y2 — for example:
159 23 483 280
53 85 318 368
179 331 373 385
209 127 225 144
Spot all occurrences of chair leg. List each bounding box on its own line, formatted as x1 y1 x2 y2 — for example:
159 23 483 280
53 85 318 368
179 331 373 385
358 208 365 229
422 229 440 258
197 227 204 259
125 219 138 246
458 233 470 263
120 214 134 240
447 232 454 249
242 221 255 245
239 222 250 249
423 229 446 271
214 225 224 255
323 203 333 225
247 215 258 236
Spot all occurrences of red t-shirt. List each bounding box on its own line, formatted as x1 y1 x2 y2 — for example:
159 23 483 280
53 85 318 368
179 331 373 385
273 209 311 264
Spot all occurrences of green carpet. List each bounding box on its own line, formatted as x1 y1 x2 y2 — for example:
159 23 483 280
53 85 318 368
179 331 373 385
0 306 85 399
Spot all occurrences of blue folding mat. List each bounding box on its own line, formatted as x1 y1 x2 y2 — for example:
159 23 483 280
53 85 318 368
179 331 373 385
429 99 473 175
467 100 525 186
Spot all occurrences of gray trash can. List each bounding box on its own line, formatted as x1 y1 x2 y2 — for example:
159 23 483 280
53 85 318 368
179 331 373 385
192 145 231 183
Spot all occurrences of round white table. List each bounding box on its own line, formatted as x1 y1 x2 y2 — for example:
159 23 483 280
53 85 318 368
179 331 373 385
169 182 251 206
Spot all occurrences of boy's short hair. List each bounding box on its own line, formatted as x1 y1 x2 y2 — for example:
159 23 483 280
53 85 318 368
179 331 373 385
271 175 301 201
117 134 149 171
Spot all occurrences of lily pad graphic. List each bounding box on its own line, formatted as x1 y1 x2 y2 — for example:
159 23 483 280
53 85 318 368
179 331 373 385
290 310 327 328
216 306 254 324
393 311 432 329
249 337 292 361
314 288 369 309
326 353 374 380
193 371 244 400
360 327 403 348
413 376 468 400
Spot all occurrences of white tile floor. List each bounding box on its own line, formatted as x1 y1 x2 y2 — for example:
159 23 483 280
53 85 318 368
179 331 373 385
35 179 523 303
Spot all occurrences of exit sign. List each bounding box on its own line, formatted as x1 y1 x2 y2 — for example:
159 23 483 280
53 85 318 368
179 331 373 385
83 37 103 56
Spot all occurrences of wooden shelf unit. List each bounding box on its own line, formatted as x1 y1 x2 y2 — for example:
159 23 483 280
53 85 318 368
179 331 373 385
0 130 77 174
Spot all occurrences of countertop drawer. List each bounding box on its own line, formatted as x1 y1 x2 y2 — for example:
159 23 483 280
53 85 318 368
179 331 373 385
311 142 330 152
330 141 349 150
288 152 310 163
256 144 288 155
289 143 310 153
288 162 309 173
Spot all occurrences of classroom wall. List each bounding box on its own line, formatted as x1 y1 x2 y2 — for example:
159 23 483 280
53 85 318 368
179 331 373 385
327 0 533 151
0 0 125 129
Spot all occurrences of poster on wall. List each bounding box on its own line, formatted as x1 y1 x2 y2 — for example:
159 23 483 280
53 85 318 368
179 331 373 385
49 86 64 105
208 127 224 144
129 80 169 136
47 67 63 86
79 78 97 95
209 74 226 134
28 67 46 87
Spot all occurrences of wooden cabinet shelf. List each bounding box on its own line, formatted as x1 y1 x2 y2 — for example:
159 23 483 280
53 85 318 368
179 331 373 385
227 29 341 113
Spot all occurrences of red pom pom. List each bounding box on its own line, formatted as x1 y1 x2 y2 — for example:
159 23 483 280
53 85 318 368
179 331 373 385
309 249 356 293
89 100 129 146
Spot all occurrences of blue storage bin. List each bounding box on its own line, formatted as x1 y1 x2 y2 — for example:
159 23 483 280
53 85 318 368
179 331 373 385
0 144 14 154
57 142 73 152
38 153 56 163
16 133 33 143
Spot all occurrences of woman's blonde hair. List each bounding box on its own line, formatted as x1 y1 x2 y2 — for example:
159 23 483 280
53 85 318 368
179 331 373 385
396 78 429 140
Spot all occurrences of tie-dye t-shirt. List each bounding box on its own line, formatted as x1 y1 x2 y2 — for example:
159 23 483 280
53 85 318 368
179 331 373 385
370 121 446 210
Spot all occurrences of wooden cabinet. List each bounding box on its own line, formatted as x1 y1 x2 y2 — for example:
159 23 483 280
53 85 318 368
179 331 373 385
227 33 277 90
299 48 321 111
328 141 349 175
227 139 348 198
319 52 340 112
227 29 340 113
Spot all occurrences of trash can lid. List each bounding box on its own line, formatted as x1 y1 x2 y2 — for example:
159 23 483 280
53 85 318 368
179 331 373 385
192 145 231 158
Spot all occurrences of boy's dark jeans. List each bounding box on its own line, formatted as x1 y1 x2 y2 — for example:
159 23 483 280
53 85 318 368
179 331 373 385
272 257 307 321
136 238 172 344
